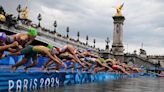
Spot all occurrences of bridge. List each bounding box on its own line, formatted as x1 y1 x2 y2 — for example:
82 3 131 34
124 53 154 68
0 22 99 53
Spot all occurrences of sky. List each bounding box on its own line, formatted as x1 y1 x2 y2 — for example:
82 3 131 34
1 0 164 55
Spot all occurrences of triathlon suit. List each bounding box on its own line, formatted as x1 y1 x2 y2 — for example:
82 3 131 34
55 46 77 55
50 46 71 60
85 57 97 68
59 53 72 60
84 57 96 64
20 45 37 58
112 65 120 70
95 58 110 69
7 34 20 44
61 45 77 53
105 59 120 70
7 33 29 47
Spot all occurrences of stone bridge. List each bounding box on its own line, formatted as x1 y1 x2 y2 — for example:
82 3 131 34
147 55 164 67
124 54 156 68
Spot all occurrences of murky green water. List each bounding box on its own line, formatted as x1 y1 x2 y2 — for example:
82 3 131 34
35 77 164 92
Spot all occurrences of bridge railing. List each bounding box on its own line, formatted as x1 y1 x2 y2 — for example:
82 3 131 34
0 23 99 53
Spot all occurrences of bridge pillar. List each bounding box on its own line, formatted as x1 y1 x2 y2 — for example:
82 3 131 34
111 16 125 62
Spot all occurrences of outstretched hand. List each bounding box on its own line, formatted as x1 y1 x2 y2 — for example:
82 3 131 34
12 41 19 47
81 63 86 67
61 62 67 67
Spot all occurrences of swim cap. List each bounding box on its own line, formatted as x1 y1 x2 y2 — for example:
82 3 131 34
55 47 61 54
0 32 7 42
28 28 38 36
50 48 57 55
47 44 54 49
87 49 92 52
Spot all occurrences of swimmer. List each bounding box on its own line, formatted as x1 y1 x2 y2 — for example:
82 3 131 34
46 52 77 72
43 45 85 71
105 59 130 75
6 45 64 72
6 27 38 48
76 50 102 72
0 32 19 59
80 49 99 58
57 45 85 66
78 57 97 72
92 58 113 74
121 63 142 73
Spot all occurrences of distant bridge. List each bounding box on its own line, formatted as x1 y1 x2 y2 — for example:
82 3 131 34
124 53 164 68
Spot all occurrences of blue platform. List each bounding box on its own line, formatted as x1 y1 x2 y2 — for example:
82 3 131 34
147 67 164 71
0 55 144 91
0 66 143 91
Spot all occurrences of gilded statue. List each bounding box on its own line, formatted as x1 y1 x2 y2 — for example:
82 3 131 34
115 3 124 16
0 14 6 22
21 7 29 19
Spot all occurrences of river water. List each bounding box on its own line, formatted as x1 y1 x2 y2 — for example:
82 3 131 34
36 77 164 92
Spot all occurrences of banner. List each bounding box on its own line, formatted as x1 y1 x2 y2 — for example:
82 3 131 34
0 71 142 91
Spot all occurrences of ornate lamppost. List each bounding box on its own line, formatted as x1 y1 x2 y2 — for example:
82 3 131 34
93 39 96 48
37 13 42 27
77 31 80 41
17 4 21 20
53 20 57 33
105 37 110 50
86 35 89 45
66 26 69 38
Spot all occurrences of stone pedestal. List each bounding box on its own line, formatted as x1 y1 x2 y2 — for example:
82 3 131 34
111 16 125 62
99 51 113 59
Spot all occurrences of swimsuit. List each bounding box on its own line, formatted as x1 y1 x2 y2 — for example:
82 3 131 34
7 36 17 43
59 53 72 60
112 65 120 69
20 45 37 58
57 45 77 53
7 33 29 46
85 57 96 64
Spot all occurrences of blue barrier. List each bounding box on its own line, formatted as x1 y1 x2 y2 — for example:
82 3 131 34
147 67 164 71
0 57 15 65
0 67 143 91
0 55 49 67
